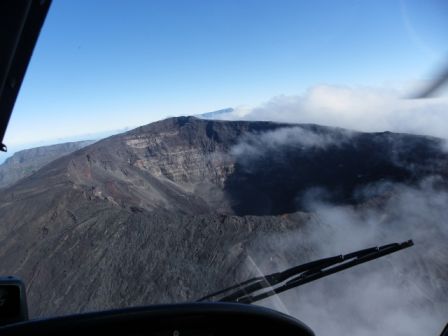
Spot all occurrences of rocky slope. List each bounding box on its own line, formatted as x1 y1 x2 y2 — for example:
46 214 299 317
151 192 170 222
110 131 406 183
0 140 95 188
0 117 446 332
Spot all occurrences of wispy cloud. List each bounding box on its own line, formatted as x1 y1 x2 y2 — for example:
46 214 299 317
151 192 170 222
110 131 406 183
231 126 352 164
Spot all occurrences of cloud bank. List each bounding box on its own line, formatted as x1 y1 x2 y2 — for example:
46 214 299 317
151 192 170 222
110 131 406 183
221 85 448 139
246 178 448 336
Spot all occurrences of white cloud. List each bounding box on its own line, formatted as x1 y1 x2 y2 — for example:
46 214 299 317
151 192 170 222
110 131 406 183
223 85 448 139
246 178 448 336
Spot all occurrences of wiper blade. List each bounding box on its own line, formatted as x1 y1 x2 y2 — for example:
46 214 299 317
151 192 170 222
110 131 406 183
197 240 413 304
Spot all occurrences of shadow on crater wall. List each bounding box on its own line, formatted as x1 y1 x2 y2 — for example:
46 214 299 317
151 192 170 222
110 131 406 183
224 132 443 216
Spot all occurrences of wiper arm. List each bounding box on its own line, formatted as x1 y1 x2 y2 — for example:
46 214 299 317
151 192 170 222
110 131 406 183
197 240 413 304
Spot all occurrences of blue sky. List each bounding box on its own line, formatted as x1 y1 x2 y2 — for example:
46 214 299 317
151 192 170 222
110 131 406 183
3 0 447 153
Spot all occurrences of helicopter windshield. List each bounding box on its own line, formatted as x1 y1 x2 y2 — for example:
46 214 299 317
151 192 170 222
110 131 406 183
0 1 447 336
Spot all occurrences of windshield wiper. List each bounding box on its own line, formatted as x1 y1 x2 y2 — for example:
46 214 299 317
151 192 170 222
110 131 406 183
198 240 413 304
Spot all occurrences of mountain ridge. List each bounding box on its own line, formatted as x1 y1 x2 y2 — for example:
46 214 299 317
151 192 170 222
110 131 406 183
0 140 95 189
0 117 446 321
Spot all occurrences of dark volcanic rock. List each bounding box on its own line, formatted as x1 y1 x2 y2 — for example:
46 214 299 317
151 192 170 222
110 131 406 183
0 117 447 319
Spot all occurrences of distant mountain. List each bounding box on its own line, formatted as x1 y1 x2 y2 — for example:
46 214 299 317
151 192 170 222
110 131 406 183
195 107 234 120
0 140 95 188
0 117 446 328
